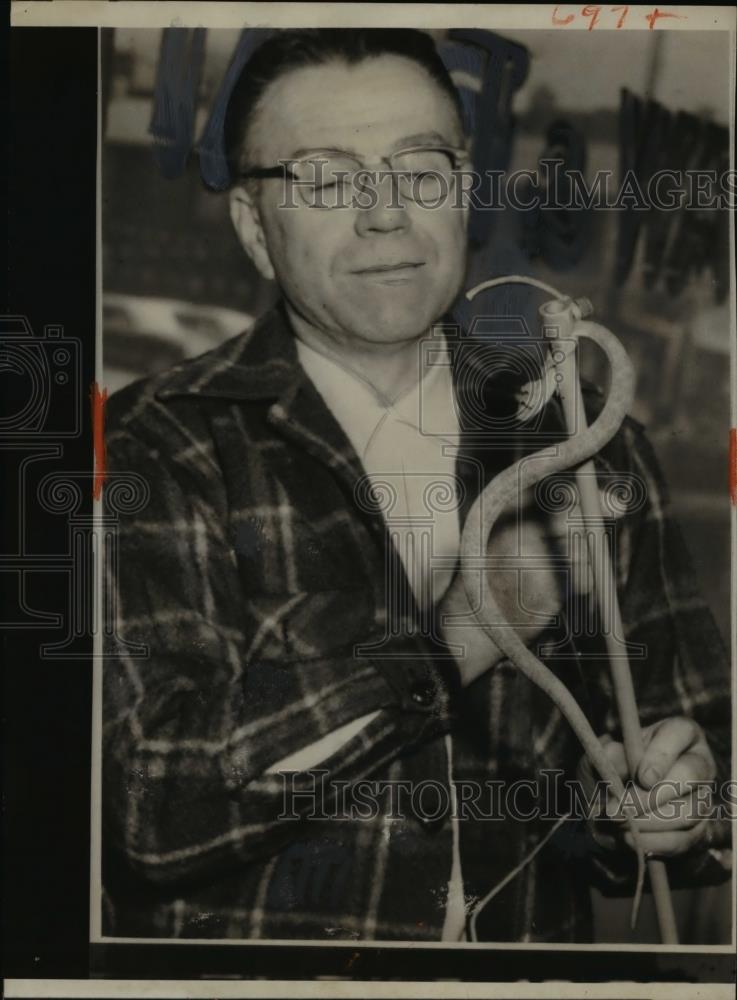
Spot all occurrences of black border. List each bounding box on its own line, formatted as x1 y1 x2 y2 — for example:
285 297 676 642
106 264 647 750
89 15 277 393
90 941 736 983
4 25 96 981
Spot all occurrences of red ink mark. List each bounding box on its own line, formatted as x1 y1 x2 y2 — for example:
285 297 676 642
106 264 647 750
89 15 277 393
582 5 602 30
645 7 685 29
552 5 575 25
91 382 109 501
612 4 629 28
729 428 736 506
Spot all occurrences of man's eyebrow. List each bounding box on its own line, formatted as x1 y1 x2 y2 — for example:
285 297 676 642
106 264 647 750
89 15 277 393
288 132 462 160
389 131 459 150
289 146 360 159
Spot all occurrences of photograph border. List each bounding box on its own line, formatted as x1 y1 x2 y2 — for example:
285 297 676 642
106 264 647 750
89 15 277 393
5 2 736 996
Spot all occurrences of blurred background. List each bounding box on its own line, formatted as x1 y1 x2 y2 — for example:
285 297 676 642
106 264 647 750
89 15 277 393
101 27 732 944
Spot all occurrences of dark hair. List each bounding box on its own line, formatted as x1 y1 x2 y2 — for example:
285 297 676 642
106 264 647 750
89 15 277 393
223 28 463 174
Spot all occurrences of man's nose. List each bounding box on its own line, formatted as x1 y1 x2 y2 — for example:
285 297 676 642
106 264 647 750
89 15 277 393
353 171 410 235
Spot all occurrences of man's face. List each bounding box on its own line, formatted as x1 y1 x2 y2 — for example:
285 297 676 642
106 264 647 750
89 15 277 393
232 54 469 349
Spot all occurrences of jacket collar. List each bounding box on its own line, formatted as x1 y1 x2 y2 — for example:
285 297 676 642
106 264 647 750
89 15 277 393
153 298 533 449
155 300 301 403
152 299 544 602
155 300 377 491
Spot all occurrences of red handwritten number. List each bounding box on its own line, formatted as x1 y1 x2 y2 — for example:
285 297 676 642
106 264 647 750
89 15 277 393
552 5 575 25
581 5 602 30
645 7 684 29
551 5 685 29
611 5 629 28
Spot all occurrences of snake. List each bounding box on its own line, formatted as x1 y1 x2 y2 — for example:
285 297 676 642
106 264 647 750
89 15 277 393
459 286 647 928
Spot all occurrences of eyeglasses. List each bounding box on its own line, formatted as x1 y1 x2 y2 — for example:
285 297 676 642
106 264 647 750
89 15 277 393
239 145 470 208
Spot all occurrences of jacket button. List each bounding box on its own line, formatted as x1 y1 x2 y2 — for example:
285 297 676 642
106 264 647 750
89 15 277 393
409 679 435 707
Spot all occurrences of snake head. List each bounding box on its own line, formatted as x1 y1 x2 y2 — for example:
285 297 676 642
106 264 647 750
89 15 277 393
515 350 569 422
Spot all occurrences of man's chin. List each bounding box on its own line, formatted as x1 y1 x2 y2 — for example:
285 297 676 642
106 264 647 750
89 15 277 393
339 299 448 346
347 319 436 346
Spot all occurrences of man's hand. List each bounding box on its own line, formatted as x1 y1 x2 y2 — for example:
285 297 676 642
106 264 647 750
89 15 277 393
579 717 718 858
439 487 590 687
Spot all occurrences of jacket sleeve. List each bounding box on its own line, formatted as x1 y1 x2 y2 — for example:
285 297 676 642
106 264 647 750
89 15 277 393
584 418 732 892
103 422 458 887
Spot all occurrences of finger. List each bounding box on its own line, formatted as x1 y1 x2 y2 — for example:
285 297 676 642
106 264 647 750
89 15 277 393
623 818 710 858
636 717 703 789
600 738 629 781
629 801 704 833
604 775 717 827
603 787 649 820
579 745 630 815
642 776 700 812
576 741 627 819
647 751 716 807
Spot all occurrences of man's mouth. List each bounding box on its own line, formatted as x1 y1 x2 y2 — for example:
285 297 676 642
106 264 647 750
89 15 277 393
353 262 424 273
351 262 426 283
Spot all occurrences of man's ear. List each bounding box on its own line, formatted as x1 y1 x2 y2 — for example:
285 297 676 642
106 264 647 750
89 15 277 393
229 185 276 281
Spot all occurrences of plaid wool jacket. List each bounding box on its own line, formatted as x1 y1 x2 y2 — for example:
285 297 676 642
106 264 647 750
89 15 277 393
102 302 732 942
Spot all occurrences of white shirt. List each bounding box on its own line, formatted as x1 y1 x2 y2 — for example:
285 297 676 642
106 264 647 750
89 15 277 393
267 331 467 941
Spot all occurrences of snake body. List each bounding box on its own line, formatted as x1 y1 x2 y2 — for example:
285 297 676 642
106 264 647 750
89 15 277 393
460 319 647 922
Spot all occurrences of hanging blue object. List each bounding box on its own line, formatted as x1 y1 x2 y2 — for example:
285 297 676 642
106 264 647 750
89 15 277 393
150 28 206 179
197 29 275 191
447 30 529 248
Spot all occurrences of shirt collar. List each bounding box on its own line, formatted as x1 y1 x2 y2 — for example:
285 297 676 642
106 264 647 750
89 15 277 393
295 330 460 459
153 298 530 422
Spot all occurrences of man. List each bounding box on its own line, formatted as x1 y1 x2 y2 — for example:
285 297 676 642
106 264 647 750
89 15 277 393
103 28 731 942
